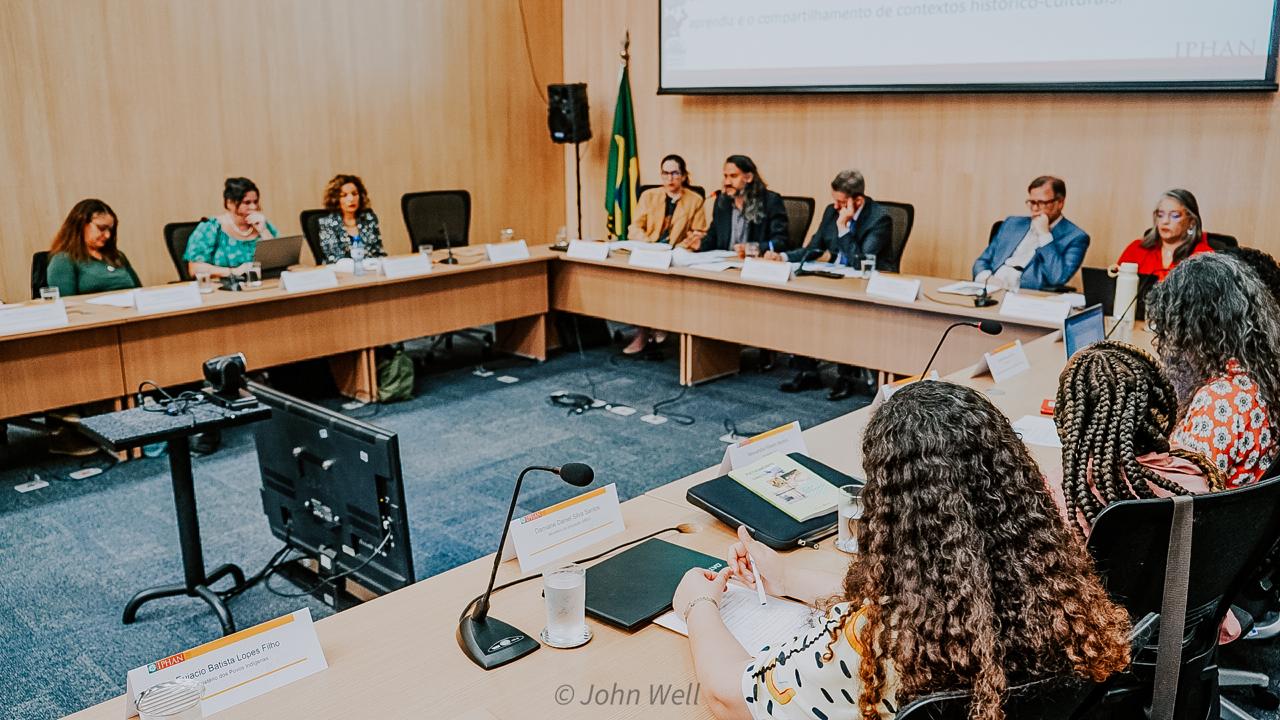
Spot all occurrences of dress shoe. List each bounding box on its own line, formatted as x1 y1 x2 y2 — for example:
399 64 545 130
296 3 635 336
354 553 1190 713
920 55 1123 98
780 371 822 393
827 378 856 401
192 430 221 455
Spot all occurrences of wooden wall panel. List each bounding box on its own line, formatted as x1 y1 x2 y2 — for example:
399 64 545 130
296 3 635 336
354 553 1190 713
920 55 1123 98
563 0 1280 281
0 0 564 300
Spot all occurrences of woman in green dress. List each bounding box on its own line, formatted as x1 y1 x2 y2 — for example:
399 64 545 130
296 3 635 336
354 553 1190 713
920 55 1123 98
46 199 142 297
184 177 279 278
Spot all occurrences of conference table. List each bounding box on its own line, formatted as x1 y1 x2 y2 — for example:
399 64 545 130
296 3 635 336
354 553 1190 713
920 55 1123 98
68 316 1113 719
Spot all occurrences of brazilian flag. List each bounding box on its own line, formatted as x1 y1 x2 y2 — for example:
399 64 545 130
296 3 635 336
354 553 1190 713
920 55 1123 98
605 64 639 238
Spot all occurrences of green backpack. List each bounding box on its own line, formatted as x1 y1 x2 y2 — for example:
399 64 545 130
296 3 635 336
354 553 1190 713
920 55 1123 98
376 345 415 403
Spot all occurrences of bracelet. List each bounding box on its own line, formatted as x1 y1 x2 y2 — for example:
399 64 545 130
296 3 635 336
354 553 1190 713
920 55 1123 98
682 595 720 623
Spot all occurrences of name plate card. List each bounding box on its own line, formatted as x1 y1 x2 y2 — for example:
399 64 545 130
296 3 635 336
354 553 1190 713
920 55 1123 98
0 300 70 336
739 257 792 285
381 254 433 279
134 283 202 315
485 240 531 263
982 340 1032 384
280 268 339 293
877 370 940 403
509 484 625 572
629 247 674 270
567 240 610 261
720 421 808 472
865 272 921 303
998 292 1072 323
125 609 327 718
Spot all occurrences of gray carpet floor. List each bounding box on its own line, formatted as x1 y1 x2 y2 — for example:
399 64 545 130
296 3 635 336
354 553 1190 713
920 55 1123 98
2 334 1277 718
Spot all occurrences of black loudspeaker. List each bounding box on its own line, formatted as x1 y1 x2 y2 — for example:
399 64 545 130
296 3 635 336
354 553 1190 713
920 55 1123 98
548 83 591 144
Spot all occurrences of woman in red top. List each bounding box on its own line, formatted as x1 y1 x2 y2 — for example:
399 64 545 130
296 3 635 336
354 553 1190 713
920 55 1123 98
1116 188 1213 280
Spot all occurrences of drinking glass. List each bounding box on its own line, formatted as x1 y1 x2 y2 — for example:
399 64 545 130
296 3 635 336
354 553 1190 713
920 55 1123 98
836 484 864 553
499 228 515 244
540 562 591 648
860 254 877 278
418 244 434 257
744 242 761 258
195 272 215 294
39 286 60 302
247 261 263 288
555 226 569 247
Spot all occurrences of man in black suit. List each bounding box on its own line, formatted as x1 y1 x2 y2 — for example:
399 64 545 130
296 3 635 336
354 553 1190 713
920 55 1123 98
697 155 790 253
772 170 895 400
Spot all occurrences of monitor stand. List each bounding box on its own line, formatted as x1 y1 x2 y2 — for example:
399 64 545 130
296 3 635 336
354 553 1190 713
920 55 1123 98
273 559 366 611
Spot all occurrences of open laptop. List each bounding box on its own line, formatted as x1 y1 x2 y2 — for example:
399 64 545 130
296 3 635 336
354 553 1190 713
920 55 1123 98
1064 304 1106 358
1080 266 1156 321
253 235 305 278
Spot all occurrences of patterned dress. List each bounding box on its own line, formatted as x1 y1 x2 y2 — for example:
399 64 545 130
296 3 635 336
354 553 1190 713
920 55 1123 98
1173 359 1275 488
183 217 279 269
741 603 897 720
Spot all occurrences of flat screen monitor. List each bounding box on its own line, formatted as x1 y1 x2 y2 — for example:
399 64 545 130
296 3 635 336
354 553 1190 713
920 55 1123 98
1064 304 1106 358
250 382 414 603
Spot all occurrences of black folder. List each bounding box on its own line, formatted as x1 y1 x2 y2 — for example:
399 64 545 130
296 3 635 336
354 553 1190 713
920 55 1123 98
584 538 725 631
686 452 861 550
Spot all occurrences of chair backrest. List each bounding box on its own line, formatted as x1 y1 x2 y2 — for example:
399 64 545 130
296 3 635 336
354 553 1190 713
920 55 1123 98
989 220 1004 244
1087 477 1280 719
401 190 470 252
1206 232 1238 251
164 220 201 281
299 209 328 264
781 195 816 250
637 184 706 199
893 676 1096 720
30 251 50 300
878 200 915 271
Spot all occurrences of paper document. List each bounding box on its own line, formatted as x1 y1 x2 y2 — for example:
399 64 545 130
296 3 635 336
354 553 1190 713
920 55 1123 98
686 262 735 272
672 248 737 267
729 452 837 522
1012 415 1062 448
655 584 817 653
85 291 137 308
608 240 657 254
937 281 987 296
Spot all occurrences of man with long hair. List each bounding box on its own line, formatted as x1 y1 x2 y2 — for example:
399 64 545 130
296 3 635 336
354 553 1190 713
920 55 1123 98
698 155 789 253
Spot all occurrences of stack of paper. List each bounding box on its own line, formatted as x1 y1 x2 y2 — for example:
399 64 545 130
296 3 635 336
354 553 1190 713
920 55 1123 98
672 248 737 267
655 584 817 653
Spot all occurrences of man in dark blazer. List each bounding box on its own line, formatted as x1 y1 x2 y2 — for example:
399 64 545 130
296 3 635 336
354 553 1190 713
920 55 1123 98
697 155 791 253
972 175 1089 290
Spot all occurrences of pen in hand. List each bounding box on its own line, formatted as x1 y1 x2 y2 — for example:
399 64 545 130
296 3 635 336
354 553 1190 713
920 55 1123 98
747 551 768 606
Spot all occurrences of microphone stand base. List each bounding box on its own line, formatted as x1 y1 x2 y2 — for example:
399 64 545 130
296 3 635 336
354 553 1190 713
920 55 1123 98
973 297 998 308
457 615 540 669
439 256 459 265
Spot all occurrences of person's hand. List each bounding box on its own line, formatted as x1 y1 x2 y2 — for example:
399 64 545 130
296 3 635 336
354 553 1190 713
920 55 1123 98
837 199 856 229
727 525 786 597
234 262 254 274
673 567 731 622
763 250 785 261
1031 212 1051 236
245 212 267 230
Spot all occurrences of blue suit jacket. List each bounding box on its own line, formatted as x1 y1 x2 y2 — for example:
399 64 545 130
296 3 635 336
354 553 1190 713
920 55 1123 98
972 215 1089 290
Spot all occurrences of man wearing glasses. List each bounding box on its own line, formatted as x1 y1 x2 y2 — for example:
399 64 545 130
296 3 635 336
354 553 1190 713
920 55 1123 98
971 176 1089 291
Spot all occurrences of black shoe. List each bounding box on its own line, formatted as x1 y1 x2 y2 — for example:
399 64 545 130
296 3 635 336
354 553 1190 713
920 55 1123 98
780 371 822 393
192 430 221 455
758 350 777 373
827 378 856 401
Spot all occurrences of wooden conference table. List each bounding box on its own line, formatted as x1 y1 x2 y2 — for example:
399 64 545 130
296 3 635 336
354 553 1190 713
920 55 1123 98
70 322 1119 720
1 246 1062 421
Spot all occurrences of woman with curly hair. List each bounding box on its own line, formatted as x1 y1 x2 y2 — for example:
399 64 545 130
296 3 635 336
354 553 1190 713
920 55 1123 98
316 174 386 264
1048 341 1224 536
1147 253 1280 487
673 381 1131 720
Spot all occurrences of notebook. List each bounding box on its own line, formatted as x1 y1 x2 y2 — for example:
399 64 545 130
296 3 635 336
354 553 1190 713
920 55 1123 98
584 538 725 631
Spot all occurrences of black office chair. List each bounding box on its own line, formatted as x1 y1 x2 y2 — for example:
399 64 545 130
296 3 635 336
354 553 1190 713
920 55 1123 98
1087 477 1280 720
164 220 202 281
989 220 1004 244
636 184 706 199
30 251 50 300
401 190 470 252
878 200 915 273
781 195 815 250
1207 232 1239 252
299 209 328 264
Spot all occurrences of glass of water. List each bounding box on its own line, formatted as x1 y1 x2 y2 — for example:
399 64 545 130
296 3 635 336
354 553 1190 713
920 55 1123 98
39 286 60 302
500 227 515 244
540 562 591 648
418 244 433 257
744 242 761 258
836 484 864 553
247 261 263 288
555 226 569 247
860 254 876 278
195 271 215 294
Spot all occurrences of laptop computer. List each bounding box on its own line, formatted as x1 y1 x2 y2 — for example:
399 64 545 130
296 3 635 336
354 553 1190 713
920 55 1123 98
1080 266 1156 321
254 235 305 278
1064 304 1106 358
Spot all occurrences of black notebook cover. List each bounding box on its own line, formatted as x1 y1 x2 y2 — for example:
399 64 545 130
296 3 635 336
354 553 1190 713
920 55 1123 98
584 538 725 631
686 452 861 550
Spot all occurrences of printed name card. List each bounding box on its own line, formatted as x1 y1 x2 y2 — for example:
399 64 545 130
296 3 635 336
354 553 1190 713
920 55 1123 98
280 268 339 293
133 283 203 315
739 257 792 285
485 240 531 263
380 254 433 279
629 247 674 270
998 292 1072 324
720 421 808 472
982 340 1032 384
566 240 610 261
125 609 327 718
0 300 70 336
877 370 940 403
509 484 625 572
865 272 921 303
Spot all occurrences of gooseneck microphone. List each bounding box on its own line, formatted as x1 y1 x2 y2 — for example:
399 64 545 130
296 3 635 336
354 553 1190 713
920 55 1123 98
458 463 595 669
793 247 825 277
918 320 1003 381
439 222 459 265
974 265 1023 308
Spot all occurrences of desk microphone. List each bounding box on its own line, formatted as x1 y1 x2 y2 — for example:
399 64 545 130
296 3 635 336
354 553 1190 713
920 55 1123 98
918 320 1003 380
439 222 459 265
792 247 825 277
458 462 595 670
974 265 1022 308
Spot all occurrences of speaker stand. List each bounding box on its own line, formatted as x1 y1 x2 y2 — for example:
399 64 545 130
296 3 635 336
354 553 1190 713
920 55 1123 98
573 140 583 241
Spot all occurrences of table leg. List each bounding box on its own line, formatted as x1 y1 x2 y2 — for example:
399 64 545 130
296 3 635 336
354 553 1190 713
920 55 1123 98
494 314 548 360
681 335 741 386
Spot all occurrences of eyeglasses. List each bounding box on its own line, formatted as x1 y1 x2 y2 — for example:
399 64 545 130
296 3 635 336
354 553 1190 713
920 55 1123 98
92 223 114 233
659 170 684 177
1025 198 1061 209
1154 211 1184 222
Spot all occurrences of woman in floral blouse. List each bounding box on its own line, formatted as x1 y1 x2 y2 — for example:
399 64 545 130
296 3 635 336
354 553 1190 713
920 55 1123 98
316 174 386 264
1148 253 1280 487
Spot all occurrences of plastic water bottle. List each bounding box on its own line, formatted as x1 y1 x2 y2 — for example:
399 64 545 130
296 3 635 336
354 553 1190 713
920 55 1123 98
1111 261 1139 342
351 236 366 276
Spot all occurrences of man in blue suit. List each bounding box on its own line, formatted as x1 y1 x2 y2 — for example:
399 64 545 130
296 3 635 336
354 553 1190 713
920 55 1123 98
972 176 1089 290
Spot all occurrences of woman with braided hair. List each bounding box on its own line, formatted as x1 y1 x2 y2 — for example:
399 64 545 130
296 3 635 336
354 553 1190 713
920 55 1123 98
672 381 1130 720
1048 341 1224 537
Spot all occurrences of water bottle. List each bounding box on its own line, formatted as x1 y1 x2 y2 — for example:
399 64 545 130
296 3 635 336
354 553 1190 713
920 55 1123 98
1110 261 1138 342
351 236 366 276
